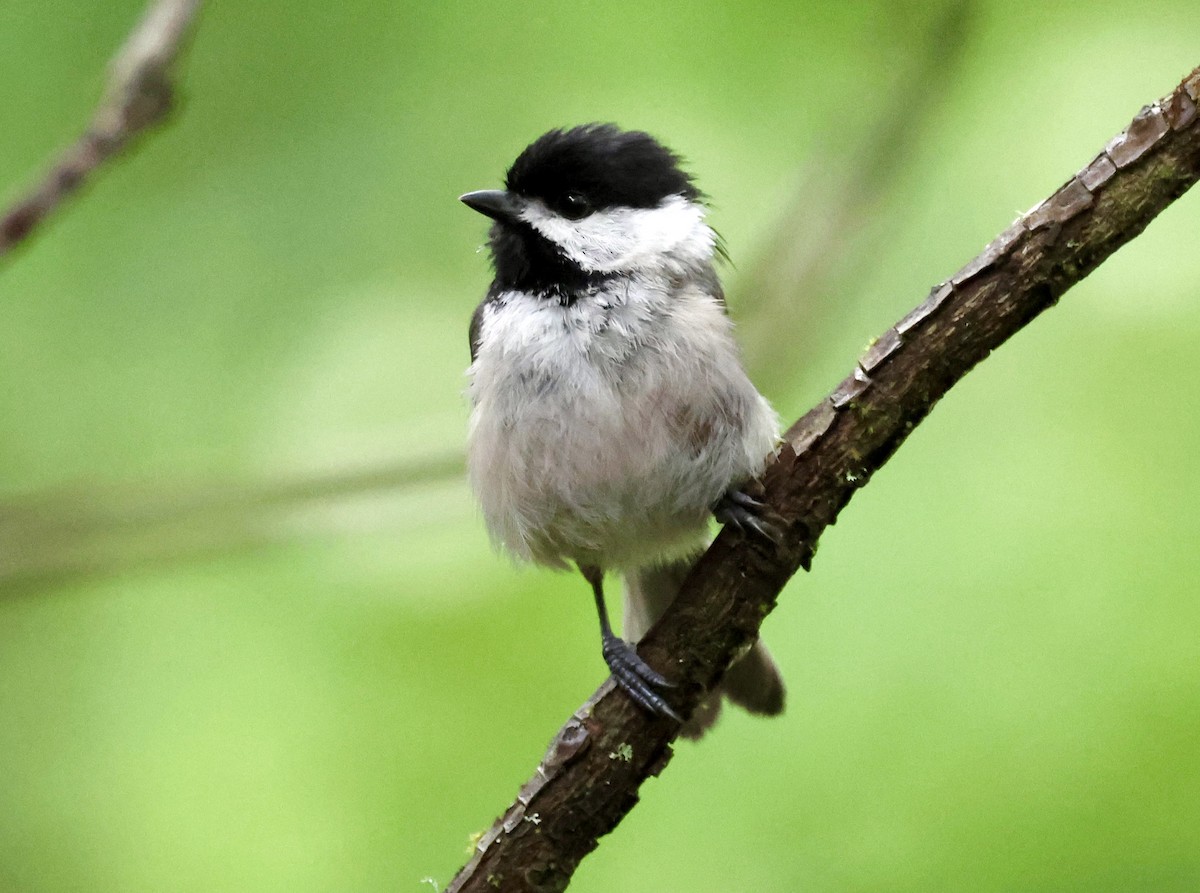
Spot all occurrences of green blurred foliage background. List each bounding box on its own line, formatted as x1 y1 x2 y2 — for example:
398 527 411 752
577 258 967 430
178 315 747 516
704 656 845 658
1 1 1198 890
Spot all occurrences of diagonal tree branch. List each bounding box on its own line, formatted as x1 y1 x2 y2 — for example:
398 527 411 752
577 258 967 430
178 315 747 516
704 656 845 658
446 65 1200 893
0 0 202 261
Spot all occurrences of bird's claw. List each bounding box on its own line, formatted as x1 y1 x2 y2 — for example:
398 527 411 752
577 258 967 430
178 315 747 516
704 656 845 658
713 487 783 542
602 634 682 722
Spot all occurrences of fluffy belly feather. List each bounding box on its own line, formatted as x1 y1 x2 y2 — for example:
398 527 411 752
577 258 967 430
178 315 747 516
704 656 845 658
468 389 720 568
466 285 778 570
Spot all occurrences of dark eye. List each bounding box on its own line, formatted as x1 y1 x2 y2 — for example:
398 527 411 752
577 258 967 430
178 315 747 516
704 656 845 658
560 191 593 220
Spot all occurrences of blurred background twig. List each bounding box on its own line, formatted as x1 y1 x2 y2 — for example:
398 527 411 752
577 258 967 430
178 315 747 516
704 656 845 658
736 0 973 393
0 452 464 592
0 0 201 259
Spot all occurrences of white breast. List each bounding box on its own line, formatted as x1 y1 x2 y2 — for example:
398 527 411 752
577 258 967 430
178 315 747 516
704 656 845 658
466 277 777 571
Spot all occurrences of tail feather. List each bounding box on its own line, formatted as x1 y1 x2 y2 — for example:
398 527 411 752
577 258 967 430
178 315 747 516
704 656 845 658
623 552 785 739
723 639 785 716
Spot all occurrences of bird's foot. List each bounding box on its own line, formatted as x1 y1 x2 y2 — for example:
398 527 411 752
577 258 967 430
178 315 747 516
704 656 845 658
602 633 681 722
713 487 783 542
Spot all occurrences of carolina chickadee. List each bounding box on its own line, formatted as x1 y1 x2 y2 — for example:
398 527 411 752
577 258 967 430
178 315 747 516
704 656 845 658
461 124 784 734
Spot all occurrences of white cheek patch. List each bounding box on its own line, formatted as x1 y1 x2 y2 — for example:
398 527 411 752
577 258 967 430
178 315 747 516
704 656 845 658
520 195 714 273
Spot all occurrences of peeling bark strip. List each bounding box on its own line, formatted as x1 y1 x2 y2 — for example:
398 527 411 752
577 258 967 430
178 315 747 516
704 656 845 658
0 0 202 260
447 65 1200 893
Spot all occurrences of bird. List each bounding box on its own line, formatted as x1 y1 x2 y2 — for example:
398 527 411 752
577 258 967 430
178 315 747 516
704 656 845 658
460 123 784 735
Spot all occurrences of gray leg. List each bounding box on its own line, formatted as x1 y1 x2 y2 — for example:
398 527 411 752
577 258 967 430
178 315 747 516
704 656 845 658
579 563 680 722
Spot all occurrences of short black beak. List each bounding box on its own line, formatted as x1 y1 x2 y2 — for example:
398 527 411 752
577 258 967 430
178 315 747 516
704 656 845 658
459 189 524 223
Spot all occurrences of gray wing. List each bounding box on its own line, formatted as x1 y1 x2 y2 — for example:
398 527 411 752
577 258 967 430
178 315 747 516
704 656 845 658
696 261 727 312
468 299 487 363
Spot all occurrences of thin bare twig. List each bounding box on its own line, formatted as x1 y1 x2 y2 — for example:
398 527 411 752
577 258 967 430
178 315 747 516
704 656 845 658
446 65 1200 893
0 0 202 259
